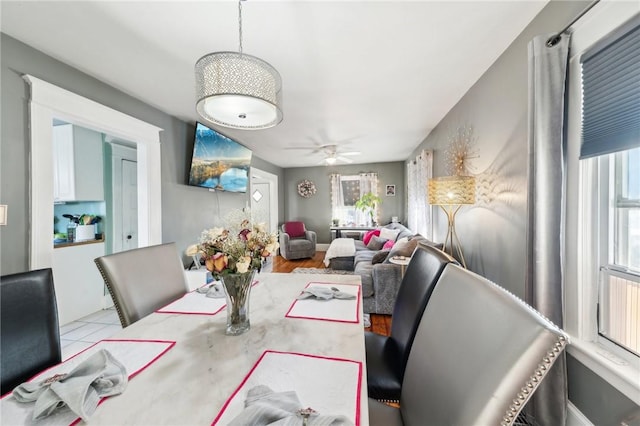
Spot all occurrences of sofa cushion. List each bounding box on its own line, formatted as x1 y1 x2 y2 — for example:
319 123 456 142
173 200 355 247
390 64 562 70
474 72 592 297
355 262 375 297
382 223 413 241
363 229 381 245
354 240 368 251
409 234 444 251
385 238 419 262
355 249 377 266
379 227 400 241
284 221 306 238
372 250 390 264
367 236 388 251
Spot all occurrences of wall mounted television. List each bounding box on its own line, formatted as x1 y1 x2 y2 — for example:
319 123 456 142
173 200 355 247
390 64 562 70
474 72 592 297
188 122 252 193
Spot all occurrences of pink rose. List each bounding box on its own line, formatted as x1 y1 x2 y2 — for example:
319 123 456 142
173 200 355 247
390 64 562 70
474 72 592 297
238 229 252 241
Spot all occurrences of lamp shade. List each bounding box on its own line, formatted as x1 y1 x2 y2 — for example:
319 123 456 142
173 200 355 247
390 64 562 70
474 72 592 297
428 176 476 205
195 51 283 130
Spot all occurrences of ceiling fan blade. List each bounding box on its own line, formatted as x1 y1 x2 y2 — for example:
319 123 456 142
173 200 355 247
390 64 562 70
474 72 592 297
283 146 321 150
337 156 354 164
339 151 361 156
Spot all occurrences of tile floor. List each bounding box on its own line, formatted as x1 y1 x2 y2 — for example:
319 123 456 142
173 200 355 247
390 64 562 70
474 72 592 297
59 308 122 360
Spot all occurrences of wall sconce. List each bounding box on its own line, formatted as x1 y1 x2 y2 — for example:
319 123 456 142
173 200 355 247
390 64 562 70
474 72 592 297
428 176 476 268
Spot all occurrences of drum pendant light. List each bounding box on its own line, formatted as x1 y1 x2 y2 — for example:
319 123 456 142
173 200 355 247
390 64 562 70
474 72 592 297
195 1 283 130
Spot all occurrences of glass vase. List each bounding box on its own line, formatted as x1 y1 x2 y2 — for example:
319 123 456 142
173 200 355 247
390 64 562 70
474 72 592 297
220 269 256 336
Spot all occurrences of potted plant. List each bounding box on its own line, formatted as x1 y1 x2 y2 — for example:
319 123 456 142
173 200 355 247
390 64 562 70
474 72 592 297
355 192 382 226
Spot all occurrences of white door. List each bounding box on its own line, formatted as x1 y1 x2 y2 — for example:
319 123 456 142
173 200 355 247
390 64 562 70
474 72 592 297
121 159 138 251
250 168 279 234
251 182 271 229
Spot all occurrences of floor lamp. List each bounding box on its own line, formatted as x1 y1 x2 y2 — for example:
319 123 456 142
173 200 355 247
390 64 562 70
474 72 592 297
428 176 476 268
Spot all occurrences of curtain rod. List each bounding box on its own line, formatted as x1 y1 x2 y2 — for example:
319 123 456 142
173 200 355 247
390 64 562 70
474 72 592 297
546 0 601 47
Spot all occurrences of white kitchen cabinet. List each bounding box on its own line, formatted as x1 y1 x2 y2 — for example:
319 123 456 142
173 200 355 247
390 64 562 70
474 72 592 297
53 124 104 201
52 242 106 325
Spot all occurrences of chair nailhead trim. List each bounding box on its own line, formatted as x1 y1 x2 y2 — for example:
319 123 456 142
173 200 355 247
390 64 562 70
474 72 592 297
499 336 568 426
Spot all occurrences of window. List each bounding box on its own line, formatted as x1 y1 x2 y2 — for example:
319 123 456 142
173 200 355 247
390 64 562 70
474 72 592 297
565 4 640 401
330 173 379 226
333 175 360 226
598 148 640 356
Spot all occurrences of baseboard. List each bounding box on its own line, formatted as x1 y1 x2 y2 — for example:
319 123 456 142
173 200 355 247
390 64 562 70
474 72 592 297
317 243 330 251
567 401 593 426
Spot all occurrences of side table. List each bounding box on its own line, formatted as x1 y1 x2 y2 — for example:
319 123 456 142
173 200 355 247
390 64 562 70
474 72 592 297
389 255 411 277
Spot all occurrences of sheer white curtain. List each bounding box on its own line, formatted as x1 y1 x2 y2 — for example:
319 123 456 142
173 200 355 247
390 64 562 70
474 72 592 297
330 174 346 224
407 150 433 237
358 173 379 226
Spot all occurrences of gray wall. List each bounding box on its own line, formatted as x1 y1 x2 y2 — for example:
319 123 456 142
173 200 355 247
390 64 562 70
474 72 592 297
407 1 638 422
283 162 405 244
567 354 639 425
0 33 284 274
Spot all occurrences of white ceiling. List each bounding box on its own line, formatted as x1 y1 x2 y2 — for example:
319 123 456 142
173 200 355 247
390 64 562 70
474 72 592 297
1 1 548 168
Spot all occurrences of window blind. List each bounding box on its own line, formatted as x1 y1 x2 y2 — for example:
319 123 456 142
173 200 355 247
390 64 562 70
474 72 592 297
580 17 640 159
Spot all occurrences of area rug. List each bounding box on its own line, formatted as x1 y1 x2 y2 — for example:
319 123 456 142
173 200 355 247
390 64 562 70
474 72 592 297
291 268 354 275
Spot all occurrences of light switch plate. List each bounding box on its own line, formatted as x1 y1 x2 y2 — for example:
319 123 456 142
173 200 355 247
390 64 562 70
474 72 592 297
0 205 7 225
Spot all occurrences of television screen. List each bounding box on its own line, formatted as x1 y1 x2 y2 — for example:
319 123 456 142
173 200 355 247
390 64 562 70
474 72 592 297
188 122 252 193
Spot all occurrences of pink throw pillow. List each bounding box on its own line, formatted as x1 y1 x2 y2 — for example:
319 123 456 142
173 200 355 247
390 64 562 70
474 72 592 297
284 221 306 238
383 240 395 250
363 229 381 245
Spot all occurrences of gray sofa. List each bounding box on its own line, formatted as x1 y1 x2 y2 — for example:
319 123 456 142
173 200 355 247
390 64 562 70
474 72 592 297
330 223 443 314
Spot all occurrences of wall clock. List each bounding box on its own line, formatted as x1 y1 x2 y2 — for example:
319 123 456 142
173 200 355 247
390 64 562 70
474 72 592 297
297 180 317 198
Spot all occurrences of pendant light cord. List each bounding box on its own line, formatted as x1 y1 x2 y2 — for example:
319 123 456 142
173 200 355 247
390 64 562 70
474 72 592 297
238 0 243 55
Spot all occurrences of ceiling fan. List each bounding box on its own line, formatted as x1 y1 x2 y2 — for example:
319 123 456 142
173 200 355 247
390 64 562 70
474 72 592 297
284 143 361 165
320 145 361 165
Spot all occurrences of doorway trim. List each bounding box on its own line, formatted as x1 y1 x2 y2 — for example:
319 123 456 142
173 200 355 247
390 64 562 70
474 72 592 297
250 167 278 234
24 75 163 269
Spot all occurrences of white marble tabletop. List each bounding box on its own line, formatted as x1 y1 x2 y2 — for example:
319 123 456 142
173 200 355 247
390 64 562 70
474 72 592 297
80 272 368 425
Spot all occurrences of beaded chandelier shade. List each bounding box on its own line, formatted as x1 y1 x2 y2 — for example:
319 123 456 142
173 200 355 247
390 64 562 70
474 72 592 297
195 2 283 130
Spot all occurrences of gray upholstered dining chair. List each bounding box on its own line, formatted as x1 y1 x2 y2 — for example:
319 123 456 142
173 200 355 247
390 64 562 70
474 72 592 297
366 243 457 401
1 268 62 394
95 242 188 328
368 263 569 426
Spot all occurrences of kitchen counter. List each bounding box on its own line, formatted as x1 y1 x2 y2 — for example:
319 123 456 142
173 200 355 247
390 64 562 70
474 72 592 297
52 240 106 325
54 236 105 249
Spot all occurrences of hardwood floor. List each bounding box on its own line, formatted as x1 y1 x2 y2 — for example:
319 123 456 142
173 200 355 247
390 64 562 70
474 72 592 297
270 251 392 336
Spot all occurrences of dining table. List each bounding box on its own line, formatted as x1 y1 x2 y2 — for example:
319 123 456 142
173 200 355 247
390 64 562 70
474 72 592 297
2 272 368 425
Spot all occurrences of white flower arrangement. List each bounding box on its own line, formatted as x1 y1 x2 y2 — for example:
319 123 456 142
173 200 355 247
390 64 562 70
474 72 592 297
197 210 279 277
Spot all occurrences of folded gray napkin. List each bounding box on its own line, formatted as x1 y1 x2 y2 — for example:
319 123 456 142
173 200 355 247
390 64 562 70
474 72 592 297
296 286 355 300
12 349 127 421
196 282 225 298
229 385 353 426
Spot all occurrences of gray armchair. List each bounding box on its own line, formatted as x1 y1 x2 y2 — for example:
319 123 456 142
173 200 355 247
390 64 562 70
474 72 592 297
279 221 317 260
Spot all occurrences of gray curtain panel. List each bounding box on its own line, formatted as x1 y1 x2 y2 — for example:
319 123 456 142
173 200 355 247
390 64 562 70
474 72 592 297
525 33 571 426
